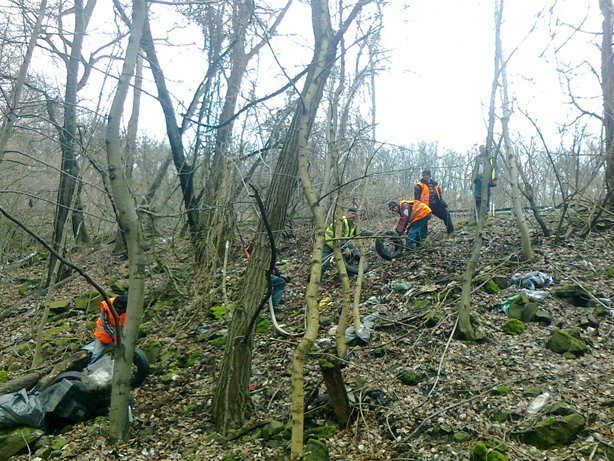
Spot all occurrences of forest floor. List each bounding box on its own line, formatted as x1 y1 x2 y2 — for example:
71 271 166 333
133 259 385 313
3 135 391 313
1 213 613 461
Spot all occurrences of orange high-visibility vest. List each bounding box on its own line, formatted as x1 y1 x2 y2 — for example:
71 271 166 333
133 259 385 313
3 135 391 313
94 297 126 345
405 200 431 223
416 181 441 205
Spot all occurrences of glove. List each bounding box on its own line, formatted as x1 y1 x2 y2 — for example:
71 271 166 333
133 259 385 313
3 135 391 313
489 179 497 187
282 275 291 283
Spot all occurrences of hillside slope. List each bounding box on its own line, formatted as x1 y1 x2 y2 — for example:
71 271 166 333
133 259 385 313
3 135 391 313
1 215 612 460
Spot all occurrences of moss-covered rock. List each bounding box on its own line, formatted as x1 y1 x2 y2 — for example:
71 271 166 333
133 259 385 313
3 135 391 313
0 370 8 383
303 438 329 461
491 385 509 396
399 371 424 386
545 402 577 416
453 431 472 442
555 284 591 307
305 424 337 440
471 442 508 461
0 426 45 460
491 275 510 289
483 279 501 294
108 278 129 294
260 420 284 440
508 302 538 323
533 309 552 326
520 413 585 448
74 291 102 312
208 337 226 348
502 318 525 335
603 267 614 278
546 330 588 356
48 299 71 316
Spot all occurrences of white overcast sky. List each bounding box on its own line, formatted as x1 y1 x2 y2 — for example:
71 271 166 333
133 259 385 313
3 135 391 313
374 0 603 152
72 0 604 154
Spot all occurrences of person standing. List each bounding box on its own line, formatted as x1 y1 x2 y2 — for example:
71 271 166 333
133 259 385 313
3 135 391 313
471 145 497 216
387 199 432 250
414 169 454 234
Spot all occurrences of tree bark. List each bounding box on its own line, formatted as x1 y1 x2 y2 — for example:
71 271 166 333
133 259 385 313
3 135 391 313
46 0 97 285
0 0 48 164
141 14 200 244
600 0 614 211
105 0 146 442
319 358 351 427
499 40 534 261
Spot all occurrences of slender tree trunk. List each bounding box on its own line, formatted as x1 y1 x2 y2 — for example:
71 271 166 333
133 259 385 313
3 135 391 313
600 0 614 211
0 0 47 164
516 154 551 237
114 52 143 255
457 0 502 340
141 14 199 243
499 48 534 260
105 0 146 441
47 0 97 285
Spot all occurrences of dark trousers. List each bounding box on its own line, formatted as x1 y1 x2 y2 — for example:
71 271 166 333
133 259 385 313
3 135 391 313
406 214 431 249
473 178 492 215
430 202 454 233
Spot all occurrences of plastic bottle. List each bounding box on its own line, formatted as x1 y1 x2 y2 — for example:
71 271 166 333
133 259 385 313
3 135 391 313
526 392 550 414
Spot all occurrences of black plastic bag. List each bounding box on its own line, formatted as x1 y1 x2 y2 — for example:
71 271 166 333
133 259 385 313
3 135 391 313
0 388 45 429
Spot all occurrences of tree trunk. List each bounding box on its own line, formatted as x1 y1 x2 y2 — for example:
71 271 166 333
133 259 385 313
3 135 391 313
141 14 200 244
516 154 551 237
0 0 48 164
319 358 351 427
457 0 502 340
47 0 96 285
105 0 146 442
499 45 534 261
601 0 614 211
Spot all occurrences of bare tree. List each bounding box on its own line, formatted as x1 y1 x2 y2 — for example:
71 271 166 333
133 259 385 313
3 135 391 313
600 0 614 211
105 0 146 442
45 0 98 286
0 0 48 164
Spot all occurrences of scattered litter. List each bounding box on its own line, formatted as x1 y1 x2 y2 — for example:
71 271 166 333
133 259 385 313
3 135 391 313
383 280 412 293
0 389 45 429
526 392 550 414
82 355 114 393
518 289 548 302
510 271 553 290
345 312 379 346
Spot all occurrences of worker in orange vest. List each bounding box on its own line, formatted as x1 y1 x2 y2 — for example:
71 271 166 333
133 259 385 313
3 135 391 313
84 295 128 364
414 169 454 234
388 199 432 250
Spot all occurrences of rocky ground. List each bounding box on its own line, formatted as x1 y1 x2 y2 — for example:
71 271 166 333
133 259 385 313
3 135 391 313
0 213 612 461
